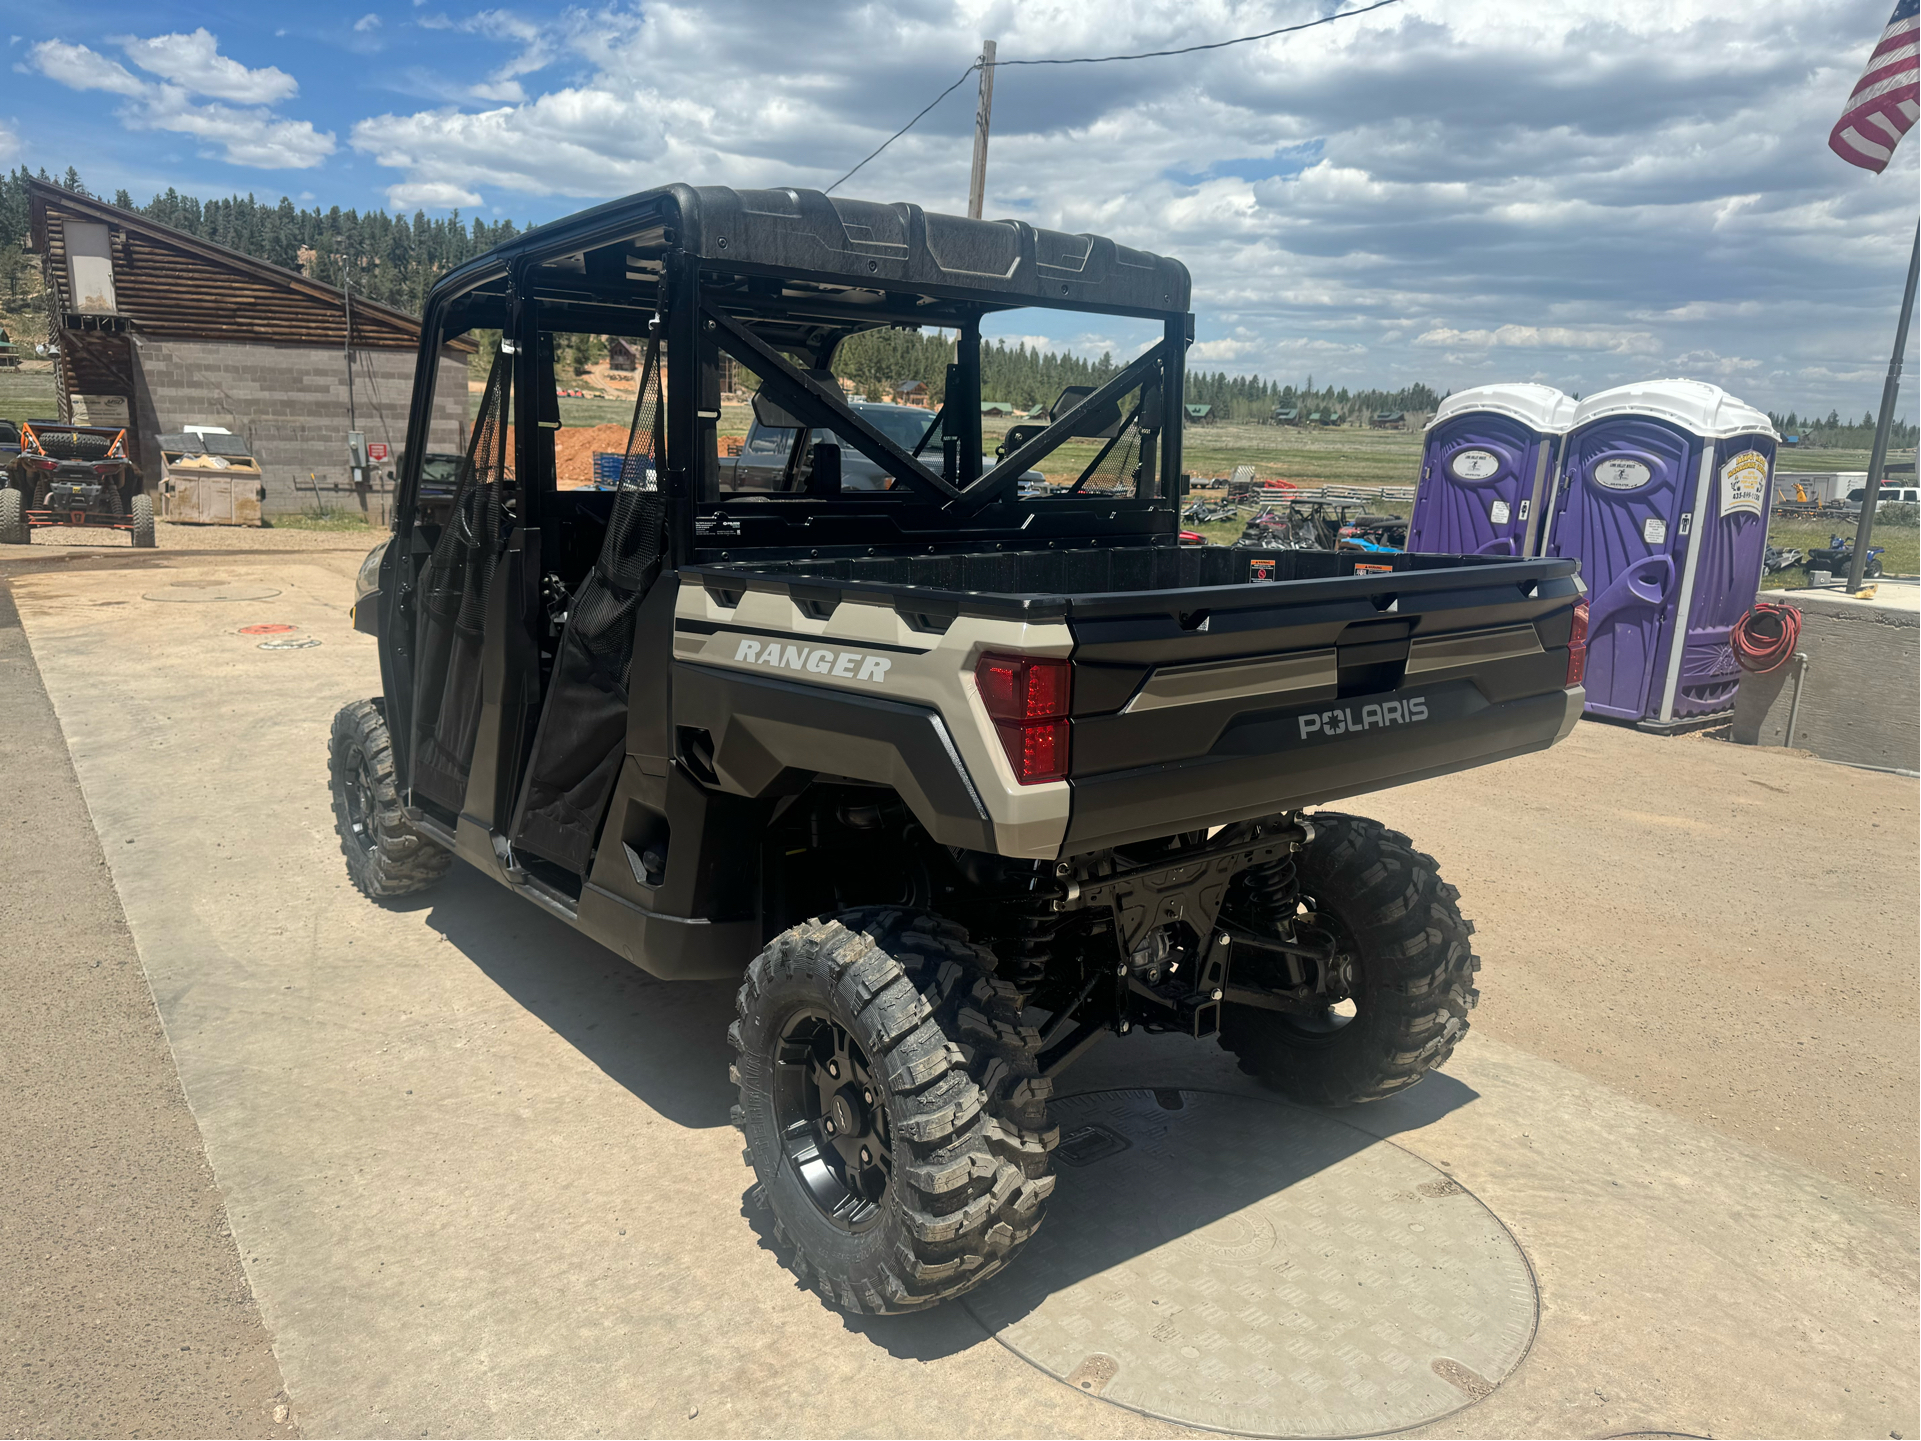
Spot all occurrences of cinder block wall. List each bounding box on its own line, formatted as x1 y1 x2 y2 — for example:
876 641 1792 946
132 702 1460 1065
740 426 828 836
1732 592 1920 772
130 341 469 516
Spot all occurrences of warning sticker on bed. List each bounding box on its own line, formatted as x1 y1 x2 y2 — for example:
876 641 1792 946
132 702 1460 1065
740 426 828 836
1249 558 1277 581
1353 562 1394 574
1719 449 1769 516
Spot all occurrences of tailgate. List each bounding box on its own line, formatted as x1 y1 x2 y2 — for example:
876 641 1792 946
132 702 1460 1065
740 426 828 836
1061 560 1585 851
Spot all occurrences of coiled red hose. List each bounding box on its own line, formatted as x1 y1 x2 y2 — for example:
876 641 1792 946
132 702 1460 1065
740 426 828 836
1732 602 1802 673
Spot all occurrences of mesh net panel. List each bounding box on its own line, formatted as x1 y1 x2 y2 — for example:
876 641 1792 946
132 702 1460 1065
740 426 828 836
1073 384 1149 497
411 350 513 812
510 338 666 874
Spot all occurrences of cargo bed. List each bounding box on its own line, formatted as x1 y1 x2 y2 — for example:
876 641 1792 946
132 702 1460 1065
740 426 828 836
677 545 1586 856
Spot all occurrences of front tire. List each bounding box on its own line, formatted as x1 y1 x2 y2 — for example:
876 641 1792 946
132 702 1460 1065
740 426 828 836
0 487 24 544
1219 813 1479 1106
731 908 1058 1313
328 698 452 899
129 492 155 548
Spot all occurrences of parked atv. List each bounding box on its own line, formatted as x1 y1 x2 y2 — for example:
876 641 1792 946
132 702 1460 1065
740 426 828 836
1805 534 1883 581
1 420 154 546
331 182 1588 1316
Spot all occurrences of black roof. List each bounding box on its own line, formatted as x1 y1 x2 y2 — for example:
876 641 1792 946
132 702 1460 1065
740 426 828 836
436 184 1191 321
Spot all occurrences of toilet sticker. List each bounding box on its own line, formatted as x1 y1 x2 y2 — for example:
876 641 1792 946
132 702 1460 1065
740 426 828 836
1643 517 1667 544
1719 449 1769 516
1449 449 1501 480
1594 458 1652 490
1489 500 1510 524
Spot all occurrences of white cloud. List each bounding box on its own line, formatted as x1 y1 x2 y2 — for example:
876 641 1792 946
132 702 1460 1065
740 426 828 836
387 179 482 208
355 14 383 33
1414 324 1661 355
33 40 147 99
117 28 298 103
341 0 1915 412
0 119 18 164
31 33 332 169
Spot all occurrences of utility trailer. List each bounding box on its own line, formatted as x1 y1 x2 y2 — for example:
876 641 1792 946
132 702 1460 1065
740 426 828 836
331 184 1589 1315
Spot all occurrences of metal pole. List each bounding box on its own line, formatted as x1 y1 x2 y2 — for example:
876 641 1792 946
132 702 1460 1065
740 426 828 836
967 40 996 220
1846 221 1919 592
343 272 355 433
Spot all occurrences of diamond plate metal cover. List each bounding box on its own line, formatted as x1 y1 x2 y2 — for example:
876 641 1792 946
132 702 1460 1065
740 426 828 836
963 1089 1537 1438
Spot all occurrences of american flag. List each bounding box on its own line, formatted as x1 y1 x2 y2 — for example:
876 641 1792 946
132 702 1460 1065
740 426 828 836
1829 0 1920 172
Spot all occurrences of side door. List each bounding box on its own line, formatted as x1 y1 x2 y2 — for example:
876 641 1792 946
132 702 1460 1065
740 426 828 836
1409 413 1543 556
1548 418 1694 720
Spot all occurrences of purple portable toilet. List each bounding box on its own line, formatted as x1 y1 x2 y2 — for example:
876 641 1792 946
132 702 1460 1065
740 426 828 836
1408 384 1575 557
1544 380 1778 729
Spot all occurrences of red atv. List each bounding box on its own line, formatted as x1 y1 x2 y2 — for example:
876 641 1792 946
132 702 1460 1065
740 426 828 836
0 420 154 547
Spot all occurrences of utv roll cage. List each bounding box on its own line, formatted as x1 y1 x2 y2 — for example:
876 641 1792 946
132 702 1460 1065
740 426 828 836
379 183 1194 777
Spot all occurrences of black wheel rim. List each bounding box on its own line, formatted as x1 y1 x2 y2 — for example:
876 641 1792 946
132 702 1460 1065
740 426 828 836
341 746 379 855
772 1008 892 1231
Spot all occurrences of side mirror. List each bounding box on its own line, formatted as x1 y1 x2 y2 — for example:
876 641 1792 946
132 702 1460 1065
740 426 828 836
1049 385 1122 438
751 369 840 430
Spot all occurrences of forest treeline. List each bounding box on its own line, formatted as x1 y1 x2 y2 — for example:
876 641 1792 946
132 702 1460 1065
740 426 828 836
823 328 1442 421
1768 408 1919 450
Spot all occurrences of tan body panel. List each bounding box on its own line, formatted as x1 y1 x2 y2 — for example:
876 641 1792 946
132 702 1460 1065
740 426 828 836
675 582 1072 859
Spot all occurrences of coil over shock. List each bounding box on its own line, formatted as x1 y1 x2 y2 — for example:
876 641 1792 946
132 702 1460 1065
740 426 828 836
1226 847 1302 929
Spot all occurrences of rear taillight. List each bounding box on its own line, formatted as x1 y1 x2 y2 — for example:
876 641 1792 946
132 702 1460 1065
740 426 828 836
1566 599 1589 687
25 456 57 470
93 463 120 475
975 653 1071 784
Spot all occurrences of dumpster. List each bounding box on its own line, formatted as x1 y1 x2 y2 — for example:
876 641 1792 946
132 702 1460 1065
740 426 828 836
158 431 265 526
1544 380 1778 729
1407 383 1575 557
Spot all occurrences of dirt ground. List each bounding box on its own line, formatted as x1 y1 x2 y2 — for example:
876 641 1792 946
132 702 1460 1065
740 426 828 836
0 541 1915 1438
1366 720 1919 1210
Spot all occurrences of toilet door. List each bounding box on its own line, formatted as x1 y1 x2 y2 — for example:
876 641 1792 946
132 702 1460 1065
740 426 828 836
1409 413 1540 556
1549 418 1695 720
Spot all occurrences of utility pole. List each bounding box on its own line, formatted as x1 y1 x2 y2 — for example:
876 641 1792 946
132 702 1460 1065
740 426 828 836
1846 222 1918 593
344 268 366 493
343 270 356 435
967 40 996 220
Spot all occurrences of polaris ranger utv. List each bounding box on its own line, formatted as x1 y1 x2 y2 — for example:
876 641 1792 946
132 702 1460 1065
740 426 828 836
331 184 1588 1315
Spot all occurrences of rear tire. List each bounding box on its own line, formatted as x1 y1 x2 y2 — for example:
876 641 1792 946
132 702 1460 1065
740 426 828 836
329 698 452 899
731 908 1058 1313
0 487 24 544
1219 813 1479 1107
130 492 155 548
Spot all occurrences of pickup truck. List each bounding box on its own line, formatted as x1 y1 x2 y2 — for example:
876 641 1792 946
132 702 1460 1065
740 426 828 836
333 183 1587 1317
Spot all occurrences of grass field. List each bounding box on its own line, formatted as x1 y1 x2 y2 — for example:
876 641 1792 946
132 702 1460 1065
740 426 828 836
0 368 59 426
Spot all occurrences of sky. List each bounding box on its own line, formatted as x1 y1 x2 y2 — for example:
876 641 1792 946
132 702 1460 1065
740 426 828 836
5 0 1917 417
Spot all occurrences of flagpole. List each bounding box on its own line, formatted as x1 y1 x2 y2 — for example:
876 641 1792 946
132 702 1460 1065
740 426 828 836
1846 221 1920 593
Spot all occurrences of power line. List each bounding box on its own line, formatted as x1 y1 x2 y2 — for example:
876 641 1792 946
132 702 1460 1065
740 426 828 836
993 0 1403 67
826 66 981 195
824 0 1402 196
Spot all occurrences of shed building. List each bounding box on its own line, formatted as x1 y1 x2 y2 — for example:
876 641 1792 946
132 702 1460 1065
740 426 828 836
26 180 466 520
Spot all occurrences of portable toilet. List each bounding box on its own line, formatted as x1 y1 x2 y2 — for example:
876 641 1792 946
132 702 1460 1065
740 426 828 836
1543 380 1778 730
1407 384 1576 557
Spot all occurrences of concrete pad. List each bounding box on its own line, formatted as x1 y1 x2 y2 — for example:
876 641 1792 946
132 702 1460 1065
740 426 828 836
10 557 1919 1440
